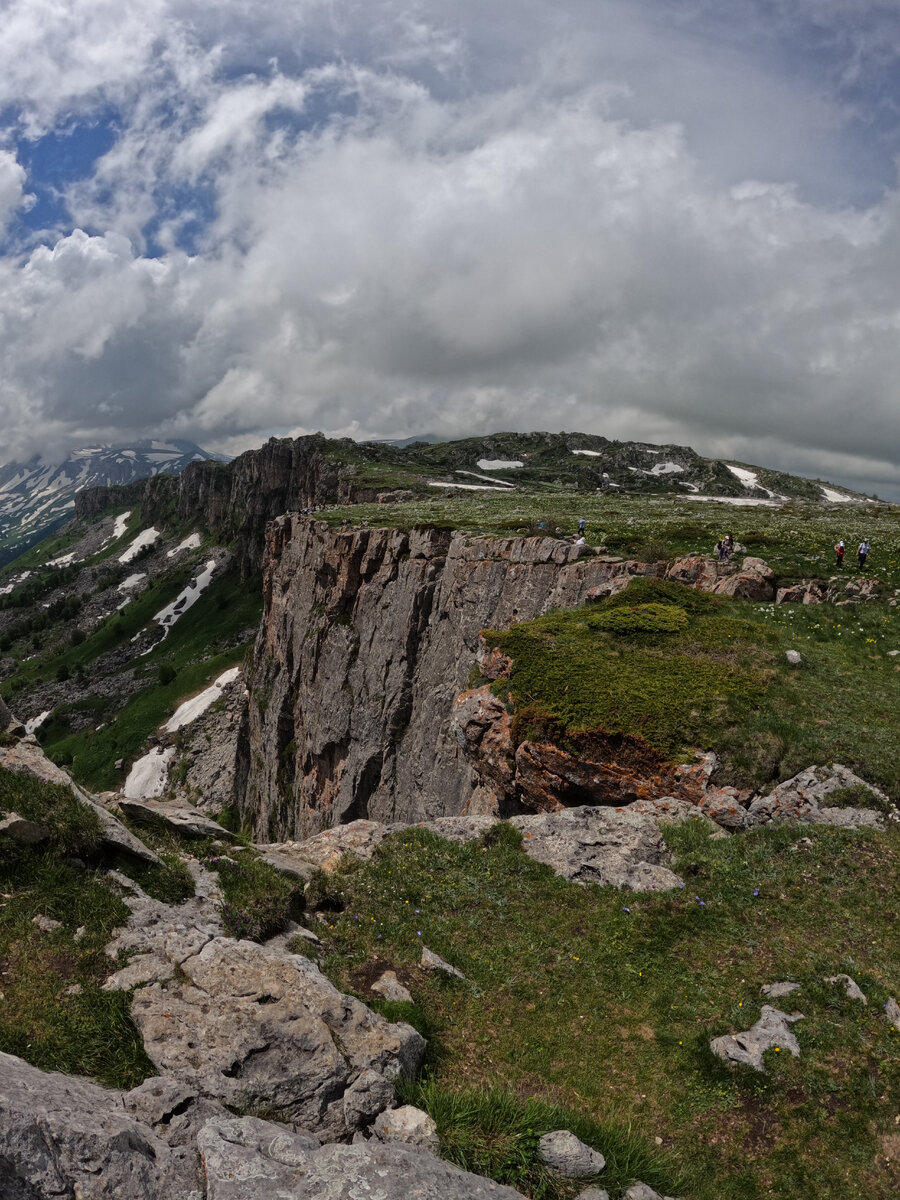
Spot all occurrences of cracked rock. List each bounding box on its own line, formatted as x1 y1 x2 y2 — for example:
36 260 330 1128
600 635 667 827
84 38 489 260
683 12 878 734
710 1006 804 1072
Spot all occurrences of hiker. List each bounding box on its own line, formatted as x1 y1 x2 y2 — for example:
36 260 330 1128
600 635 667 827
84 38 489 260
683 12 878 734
578 517 586 534
858 539 871 570
834 539 845 568
722 533 734 563
715 538 724 561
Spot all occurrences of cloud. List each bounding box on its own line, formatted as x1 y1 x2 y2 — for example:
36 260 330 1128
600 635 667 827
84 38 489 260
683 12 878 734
0 1 899 495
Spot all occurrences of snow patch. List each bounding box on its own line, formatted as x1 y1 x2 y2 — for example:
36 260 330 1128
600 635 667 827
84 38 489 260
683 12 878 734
726 464 761 489
683 495 779 507
426 480 511 491
455 470 515 487
123 747 175 799
112 512 132 540
162 666 241 733
821 487 857 503
166 532 202 557
476 459 523 470
47 552 77 567
572 449 602 457
118 573 146 592
649 461 684 475
154 560 217 631
24 711 50 735
119 528 160 563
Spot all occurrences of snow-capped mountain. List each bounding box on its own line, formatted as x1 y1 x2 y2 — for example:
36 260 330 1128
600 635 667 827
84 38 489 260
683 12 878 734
0 440 227 565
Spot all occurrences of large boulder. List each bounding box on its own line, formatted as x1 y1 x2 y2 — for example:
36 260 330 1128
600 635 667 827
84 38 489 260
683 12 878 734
130 936 425 1138
198 1116 529 1199
0 1050 198 1199
747 765 889 829
710 557 775 601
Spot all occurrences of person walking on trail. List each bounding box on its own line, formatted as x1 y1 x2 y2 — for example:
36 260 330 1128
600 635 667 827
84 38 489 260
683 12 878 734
722 533 734 563
578 517 586 534
835 539 845 569
858 539 871 570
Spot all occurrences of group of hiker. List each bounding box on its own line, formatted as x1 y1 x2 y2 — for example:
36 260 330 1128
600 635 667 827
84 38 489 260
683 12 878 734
834 539 871 570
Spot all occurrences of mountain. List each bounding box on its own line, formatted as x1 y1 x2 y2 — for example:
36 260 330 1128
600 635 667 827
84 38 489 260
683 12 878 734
0 439 228 568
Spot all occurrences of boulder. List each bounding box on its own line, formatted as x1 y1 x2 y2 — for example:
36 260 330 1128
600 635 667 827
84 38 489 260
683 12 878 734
761 982 800 999
130 936 425 1138
372 1104 439 1152
574 1191 611 1200
264 820 391 874
0 1050 197 1199
885 997 900 1025
255 845 317 881
624 1186 680 1200
824 973 867 1003
508 806 685 892
538 1129 606 1178
710 1005 804 1072
0 811 50 844
776 581 826 605
421 946 466 979
711 558 775 601
116 798 237 840
696 788 751 830
371 970 413 1003
748 765 887 830
665 555 721 591
785 650 802 666
198 1115 529 1199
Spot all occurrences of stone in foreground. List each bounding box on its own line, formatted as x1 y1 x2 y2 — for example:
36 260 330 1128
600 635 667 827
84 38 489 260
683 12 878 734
371 969 414 1003
710 1005 804 1072
199 1115 529 1199
421 945 466 979
372 1104 439 1152
825 973 867 1003
761 981 800 999
0 1050 197 1199
538 1129 606 1178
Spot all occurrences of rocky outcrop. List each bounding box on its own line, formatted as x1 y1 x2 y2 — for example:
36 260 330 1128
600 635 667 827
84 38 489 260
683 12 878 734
666 554 775 601
747 764 890 828
710 1006 805 1072
237 521 684 840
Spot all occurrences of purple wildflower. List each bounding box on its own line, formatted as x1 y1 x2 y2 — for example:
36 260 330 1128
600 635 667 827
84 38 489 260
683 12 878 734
622 906 631 914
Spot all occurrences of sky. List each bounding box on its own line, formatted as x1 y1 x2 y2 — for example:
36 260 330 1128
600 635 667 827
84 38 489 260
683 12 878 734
2 0 900 496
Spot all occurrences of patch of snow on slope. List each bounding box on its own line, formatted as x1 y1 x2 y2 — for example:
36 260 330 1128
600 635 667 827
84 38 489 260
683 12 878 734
118 573 146 591
427 480 511 491
456 470 515 487
119 528 160 563
123 747 175 799
726 464 760 489
154 560 217 631
0 570 31 596
167 532 202 557
112 512 132 540
476 459 523 470
24 711 50 735
649 461 684 475
572 449 602 457
684 495 778 507
47 552 77 567
162 666 241 733
821 487 857 503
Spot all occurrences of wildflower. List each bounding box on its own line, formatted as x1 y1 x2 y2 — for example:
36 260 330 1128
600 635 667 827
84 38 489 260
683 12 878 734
622 906 631 914
753 888 760 897
416 930 422 936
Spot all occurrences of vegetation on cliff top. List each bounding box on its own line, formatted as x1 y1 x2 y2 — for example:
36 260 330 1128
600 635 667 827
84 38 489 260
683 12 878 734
320 821 900 1200
482 577 900 798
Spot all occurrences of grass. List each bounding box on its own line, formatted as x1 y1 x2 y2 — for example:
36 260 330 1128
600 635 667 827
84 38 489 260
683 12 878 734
0 766 157 1087
199 849 305 941
316 822 900 1200
481 577 900 798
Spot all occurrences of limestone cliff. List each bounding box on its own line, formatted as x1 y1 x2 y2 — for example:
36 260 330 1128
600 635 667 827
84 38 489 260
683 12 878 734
236 519 672 840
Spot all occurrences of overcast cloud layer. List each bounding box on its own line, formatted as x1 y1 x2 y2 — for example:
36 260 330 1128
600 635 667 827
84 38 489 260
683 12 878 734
2 0 900 494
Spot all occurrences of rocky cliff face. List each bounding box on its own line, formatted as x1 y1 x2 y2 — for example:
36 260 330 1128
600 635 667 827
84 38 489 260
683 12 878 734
236 519 674 840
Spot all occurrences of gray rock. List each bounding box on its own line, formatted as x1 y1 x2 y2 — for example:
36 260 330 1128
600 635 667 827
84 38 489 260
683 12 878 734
371 969 413 1003
372 1104 439 1152
0 1049 196 1199
884 997 900 1024
32 914 62 933
131 936 425 1138
625 1185 679 1200
199 1116 529 1199
761 982 800 998
538 1129 606 1178
574 1190 611 1200
255 846 317 881
710 1005 804 1072
785 650 802 666
507 806 685 892
748 764 887 830
825 973 867 1003
261 821 391 873
421 946 466 979
0 811 50 843
117 798 237 840
342 1069 398 1130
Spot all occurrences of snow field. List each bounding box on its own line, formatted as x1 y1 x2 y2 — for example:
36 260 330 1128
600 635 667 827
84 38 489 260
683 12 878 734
476 459 523 470
167 532 202 557
123 747 176 799
154 560 217 630
119 528 161 563
162 666 241 732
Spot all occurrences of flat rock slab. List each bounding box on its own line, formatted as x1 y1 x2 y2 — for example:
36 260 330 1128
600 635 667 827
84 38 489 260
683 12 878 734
199 1116 529 1199
421 946 466 979
0 738 160 862
131 936 425 1138
761 982 800 999
710 1005 804 1072
0 811 50 843
261 819 391 873
825 973 867 1003
0 1050 196 1200
371 969 413 1003
117 798 236 840
254 845 317 881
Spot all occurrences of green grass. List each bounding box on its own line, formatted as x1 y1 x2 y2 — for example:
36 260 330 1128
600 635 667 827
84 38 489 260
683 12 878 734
316 823 900 1200
481 577 900 798
0 766 157 1087
200 849 305 941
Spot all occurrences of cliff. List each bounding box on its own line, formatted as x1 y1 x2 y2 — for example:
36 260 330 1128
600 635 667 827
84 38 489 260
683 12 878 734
236 519 672 840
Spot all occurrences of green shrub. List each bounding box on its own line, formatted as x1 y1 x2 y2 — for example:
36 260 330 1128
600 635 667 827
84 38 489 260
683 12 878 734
590 602 688 636
158 664 176 686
